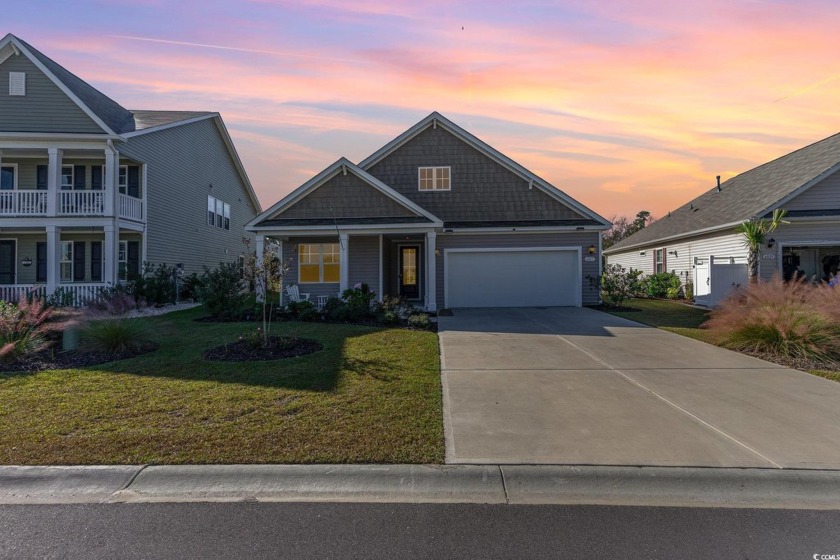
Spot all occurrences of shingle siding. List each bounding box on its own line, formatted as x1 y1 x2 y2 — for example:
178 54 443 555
0 54 104 134
365 126 587 223
436 232 601 306
276 173 416 219
118 117 259 275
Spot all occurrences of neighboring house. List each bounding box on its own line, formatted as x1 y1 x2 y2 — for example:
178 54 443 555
604 132 840 306
0 34 261 304
247 112 610 310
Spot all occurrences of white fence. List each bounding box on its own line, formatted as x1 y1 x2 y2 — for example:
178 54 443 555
0 191 48 216
0 284 46 303
59 191 106 215
694 256 748 307
0 283 105 307
118 194 144 221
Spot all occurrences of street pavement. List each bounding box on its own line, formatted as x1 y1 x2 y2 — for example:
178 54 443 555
439 307 840 467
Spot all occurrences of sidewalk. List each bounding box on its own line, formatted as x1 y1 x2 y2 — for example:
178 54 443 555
3 464 840 510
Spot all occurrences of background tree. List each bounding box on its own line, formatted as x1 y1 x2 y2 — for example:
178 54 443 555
737 208 787 283
602 210 653 250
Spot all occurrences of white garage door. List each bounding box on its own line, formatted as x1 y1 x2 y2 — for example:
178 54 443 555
445 248 580 308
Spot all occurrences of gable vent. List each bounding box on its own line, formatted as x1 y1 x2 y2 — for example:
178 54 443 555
9 72 25 96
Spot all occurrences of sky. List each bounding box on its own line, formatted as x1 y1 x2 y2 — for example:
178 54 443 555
6 0 840 221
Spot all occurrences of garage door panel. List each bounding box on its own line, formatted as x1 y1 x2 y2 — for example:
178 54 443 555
446 249 579 308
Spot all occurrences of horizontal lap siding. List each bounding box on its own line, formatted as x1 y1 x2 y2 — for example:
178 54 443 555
348 235 380 295
0 55 104 134
785 173 840 211
435 232 601 307
119 118 259 275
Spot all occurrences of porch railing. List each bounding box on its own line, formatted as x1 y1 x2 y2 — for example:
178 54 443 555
118 194 143 221
59 191 106 215
0 283 105 307
0 191 48 216
0 284 46 303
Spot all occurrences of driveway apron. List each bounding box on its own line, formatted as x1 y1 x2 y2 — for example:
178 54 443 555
438 307 840 468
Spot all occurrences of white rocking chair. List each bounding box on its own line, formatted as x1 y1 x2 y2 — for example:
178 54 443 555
285 284 311 304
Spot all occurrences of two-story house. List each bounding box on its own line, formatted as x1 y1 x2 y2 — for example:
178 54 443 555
247 112 610 310
0 33 261 304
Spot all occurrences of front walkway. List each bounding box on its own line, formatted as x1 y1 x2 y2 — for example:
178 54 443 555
439 307 840 468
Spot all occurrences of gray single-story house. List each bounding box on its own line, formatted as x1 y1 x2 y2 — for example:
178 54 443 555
604 131 840 306
247 112 610 310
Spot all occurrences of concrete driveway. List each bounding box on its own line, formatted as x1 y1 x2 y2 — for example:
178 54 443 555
439 307 840 468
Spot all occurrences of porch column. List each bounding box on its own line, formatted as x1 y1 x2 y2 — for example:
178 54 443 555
255 234 265 301
104 145 118 217
47 148 62 216
103 224 118 286
45 225 61 295
425 232 437 311
339 233 349 293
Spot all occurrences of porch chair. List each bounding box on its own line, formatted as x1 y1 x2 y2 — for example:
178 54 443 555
285 284 311 304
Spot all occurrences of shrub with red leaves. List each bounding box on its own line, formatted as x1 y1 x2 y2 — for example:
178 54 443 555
0 295 79 364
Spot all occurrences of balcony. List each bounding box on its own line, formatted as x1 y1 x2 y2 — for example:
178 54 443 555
0 190 143 221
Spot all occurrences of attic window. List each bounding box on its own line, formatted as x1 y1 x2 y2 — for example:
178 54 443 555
9 72 25 96
418 166 450 191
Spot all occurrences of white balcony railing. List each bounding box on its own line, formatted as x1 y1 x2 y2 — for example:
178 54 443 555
54 283 106 306
0 191 48 216
0 284 46 303
0 283 106 306
59 191 106 216
118 194 144 221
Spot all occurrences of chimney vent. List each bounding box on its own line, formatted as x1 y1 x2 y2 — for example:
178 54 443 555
716 175 721 192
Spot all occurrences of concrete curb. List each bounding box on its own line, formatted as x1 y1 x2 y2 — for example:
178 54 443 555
2 465 840 509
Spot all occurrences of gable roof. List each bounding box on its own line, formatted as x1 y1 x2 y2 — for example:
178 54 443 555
130 110 215 132
359 111 611 228
605 131 840 254
247 158 443 229
2 34 135 135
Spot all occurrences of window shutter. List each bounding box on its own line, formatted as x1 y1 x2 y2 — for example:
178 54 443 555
73 166 86 190
36 165 48 190
90 241 102 281
663 250 667 273
127 167 140 197
36 242 47 283
73 241 86 281
91 166 102 190
127 241 140 277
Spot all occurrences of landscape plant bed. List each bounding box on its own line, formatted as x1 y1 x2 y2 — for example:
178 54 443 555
0 343 159 374
586 304 641 313
203 336 322 362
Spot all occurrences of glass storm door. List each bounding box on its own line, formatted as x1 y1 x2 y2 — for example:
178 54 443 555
399 246 420 299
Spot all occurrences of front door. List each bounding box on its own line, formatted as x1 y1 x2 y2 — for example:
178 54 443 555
0 240 16 285
399 246 420 299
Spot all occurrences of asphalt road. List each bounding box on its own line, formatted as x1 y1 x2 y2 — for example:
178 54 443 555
1 503 838 559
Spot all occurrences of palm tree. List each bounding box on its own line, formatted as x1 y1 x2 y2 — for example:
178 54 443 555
737 208 788 283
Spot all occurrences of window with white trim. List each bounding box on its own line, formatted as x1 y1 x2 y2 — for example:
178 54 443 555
299 243 340 283
207 195 231 230
654 248 665 274
0 164 16 190
118 241 128 280
60 241 73 282
418 166 450 191
99 165 128 192
61 166 74 190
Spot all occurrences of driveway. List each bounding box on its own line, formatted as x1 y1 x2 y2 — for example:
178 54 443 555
439 307 840 468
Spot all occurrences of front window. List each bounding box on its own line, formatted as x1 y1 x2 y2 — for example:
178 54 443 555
298 243 340 283
118 241 127 280
60 241 73 282
0 165 15 190
118 166 128 194
655 248 665 273
418 166 451 191
208 196 216 226
207 196 231 230
61 166 73 190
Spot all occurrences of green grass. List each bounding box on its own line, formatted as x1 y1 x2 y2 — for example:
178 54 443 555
600 298 840 381
0 307 443 465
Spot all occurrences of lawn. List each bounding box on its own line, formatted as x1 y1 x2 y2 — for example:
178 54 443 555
600 298 840 380
0 307 444 465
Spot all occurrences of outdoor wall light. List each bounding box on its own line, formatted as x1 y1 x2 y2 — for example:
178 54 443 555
21 256 32 267
639 251 646 256
588 245 597 255
767 238 776 249
668 250 678 257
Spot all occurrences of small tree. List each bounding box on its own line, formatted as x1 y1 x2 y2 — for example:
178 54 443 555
589 264 643 308
737 208 787 283
242 239 290 347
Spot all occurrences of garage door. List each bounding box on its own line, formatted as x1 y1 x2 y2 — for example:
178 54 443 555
445 248 580 308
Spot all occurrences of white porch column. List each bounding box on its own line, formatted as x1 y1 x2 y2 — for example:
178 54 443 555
45 225 61 295
425 231 437 311
104 145 118 217
339 233 349 293
47 148 62 216
103 224 118 286
255 234 265 301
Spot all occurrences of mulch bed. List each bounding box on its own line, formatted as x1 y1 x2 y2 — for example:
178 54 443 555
737 349 840 374
0 343 160 374
203 336 323 362
585 304 641 312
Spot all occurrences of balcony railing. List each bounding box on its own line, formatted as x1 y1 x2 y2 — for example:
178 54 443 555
60 190 105 215
0 283 105 307
0 284 46 303
0 191 48 216
119 194 143 221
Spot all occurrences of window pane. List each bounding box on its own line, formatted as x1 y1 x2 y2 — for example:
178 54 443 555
322 243 339 264
299 244 318 265
118 242 126 262
300 264 320 283
118 166 127 194
224 203 231 230
61 241 73 262
323 264 340 283
60 263 73 282
61 166 73 190
0 166 13 190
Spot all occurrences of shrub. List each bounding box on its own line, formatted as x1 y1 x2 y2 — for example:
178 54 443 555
196 262 248 320
588 264 643 308
179 273 202 302
0 296 74 364
89 285 142 316
683 280 694 301
46 287 77 308
644 272 681 298
704 278 840 362
81 318 152 354
287 299 316 319
322 296 345 320
340 284 377 322
406 313 431 330
377 295 416 321
135 263 178 306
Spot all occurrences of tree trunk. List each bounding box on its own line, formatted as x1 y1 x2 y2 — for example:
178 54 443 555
747 249 759 283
